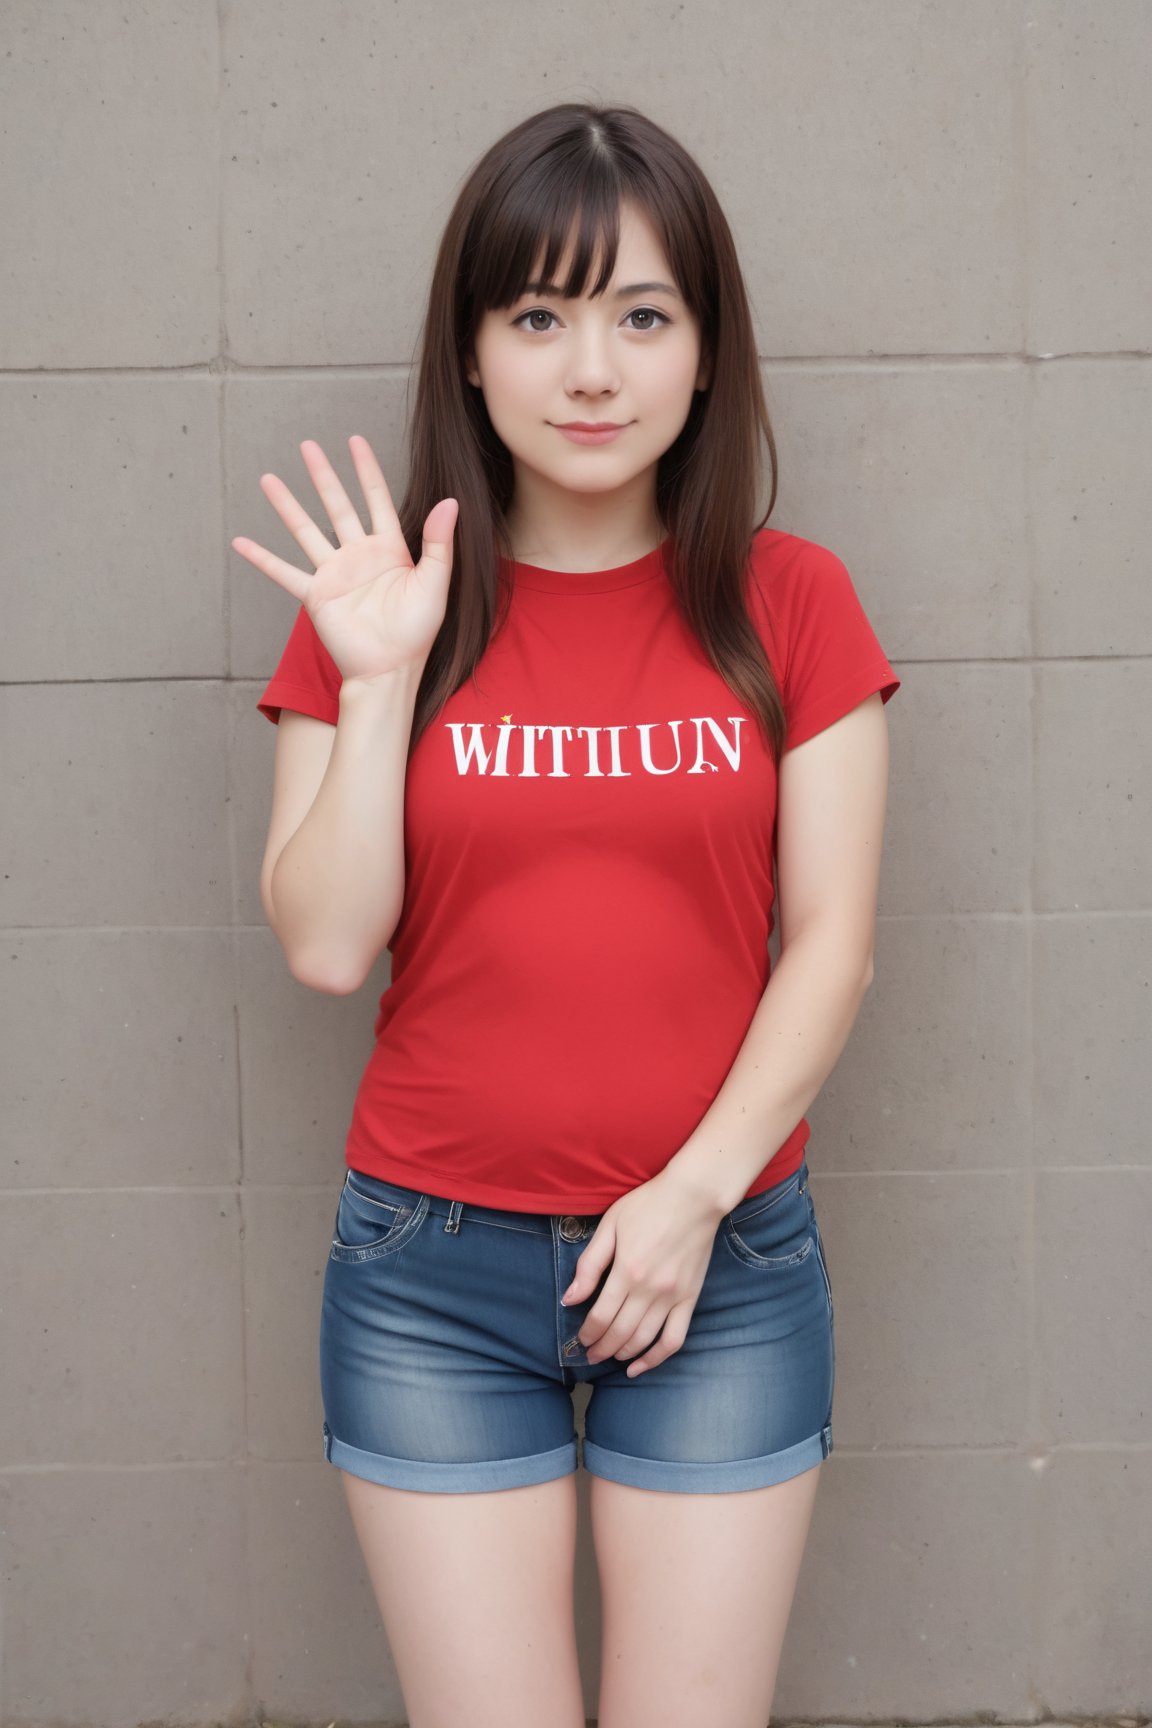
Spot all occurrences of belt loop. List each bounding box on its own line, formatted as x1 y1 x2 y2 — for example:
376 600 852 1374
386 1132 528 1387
443 1200 463 1234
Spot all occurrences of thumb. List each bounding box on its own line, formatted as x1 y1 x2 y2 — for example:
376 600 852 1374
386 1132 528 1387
419 496 459 574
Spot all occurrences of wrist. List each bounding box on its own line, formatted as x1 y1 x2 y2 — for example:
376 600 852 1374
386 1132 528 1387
660 1147 741 1222
340 661 426 702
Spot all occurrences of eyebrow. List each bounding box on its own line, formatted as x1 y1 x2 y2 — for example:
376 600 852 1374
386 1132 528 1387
520 279 683 301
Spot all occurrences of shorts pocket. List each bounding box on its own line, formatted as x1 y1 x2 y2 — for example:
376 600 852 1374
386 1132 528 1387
722 1167 815 1270
330 1170 431 1263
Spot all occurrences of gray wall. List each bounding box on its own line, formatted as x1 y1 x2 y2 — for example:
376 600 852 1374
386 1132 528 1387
2 1 1149 1723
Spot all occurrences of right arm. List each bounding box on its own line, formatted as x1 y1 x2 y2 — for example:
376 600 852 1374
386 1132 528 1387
233 432 458 994
260 664 425 995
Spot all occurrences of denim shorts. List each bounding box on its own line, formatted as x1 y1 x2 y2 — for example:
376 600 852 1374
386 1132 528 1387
319 1155 834 1495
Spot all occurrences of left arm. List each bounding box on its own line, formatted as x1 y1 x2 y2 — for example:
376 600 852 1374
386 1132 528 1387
565 689 893 1371
663 689 892 1216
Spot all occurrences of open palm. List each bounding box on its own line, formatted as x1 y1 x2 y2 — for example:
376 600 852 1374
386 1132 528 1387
231 435 458 680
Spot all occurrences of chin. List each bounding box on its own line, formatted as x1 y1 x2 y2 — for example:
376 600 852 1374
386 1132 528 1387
546 468 643 494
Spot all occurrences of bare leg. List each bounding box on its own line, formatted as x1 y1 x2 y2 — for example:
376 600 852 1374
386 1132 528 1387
591 1462 823 1728
338 1468 587 1728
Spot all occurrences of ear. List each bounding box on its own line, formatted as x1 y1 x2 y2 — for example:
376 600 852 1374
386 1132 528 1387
464 349 481 389
695 345 712 393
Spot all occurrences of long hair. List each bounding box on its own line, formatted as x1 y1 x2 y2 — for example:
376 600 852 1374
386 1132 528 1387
397 101 785 761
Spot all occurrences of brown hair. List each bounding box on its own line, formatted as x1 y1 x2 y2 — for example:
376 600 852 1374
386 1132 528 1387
398 100 785 761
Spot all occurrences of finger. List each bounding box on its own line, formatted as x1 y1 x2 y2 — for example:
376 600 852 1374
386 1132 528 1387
562 1218 615 1308
626 1303 692 1376
582 1291 649 1359
299 438 368 546
258 471 345 570
347 434 402 539
582 1261 677 1351
615 1300 671 1360
575 1285 620 1350
230 535 315 604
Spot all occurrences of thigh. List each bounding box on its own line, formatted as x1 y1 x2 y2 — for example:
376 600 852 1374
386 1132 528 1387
590 1462 823 1728
341 1469 586 1728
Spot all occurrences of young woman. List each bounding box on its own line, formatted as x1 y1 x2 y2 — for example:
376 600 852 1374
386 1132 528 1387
234 101 899 1728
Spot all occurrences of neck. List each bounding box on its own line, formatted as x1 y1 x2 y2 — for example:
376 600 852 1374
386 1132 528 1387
501 473 664 573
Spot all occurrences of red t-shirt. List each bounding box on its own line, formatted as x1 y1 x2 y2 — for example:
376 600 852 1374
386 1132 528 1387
257 527 900 1212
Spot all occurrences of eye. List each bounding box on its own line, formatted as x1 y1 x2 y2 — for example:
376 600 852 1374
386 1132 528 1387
623 307 669 331
511 306 671 333
513 308 561 332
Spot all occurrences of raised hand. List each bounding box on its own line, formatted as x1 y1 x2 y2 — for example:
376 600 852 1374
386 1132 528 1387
231 436 459 680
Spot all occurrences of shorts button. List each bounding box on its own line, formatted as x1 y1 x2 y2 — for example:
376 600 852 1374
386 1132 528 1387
559 1215 586 1241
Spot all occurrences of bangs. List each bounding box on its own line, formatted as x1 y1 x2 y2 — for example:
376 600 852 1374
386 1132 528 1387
467 160 654 312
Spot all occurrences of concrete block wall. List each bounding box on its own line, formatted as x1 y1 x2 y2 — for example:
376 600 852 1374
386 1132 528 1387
2 1 1149 1722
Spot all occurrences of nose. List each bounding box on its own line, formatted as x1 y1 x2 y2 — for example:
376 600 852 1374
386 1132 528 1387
564 325 620 398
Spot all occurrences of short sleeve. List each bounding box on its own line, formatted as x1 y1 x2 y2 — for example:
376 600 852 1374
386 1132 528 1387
256 603 343 726
750 537 900 752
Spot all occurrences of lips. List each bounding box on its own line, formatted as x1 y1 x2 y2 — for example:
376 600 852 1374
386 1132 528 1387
552 423 630 445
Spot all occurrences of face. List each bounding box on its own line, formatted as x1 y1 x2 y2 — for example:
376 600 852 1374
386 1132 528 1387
465 201 710 506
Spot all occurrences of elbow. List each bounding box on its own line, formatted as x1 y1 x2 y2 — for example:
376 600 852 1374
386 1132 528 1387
288 934 392 996
262 879 390 994
288 949 366 996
